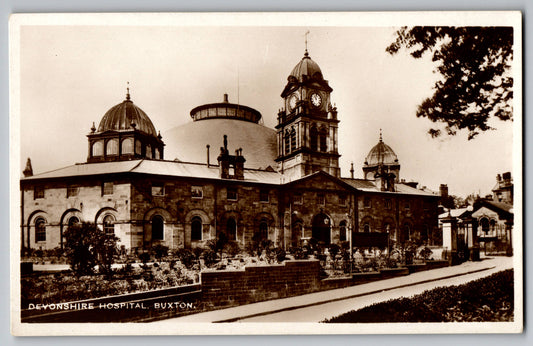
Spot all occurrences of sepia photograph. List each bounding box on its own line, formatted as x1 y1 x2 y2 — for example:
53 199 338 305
9 12 522 335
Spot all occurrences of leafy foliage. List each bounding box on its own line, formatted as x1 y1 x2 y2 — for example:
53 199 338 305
387 26 513 140
324 269 514 323
64 222 119 276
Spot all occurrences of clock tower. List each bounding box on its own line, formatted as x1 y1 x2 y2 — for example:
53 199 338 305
276 50 340 181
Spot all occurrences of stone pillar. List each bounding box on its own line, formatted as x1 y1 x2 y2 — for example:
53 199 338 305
441 215 460 265
463 217 480 261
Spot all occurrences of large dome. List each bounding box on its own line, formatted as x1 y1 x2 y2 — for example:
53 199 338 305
290 51 323 80
98 94 157 136
163 119 277 170
364 137 399 167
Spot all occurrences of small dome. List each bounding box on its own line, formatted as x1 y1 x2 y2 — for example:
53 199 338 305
364 137 399 167
290 51 323 80
98 94 157 136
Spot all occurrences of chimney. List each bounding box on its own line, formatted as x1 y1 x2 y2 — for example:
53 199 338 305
217 135 246 180
23 158 33 177
439 184 449 198
223 93 229 103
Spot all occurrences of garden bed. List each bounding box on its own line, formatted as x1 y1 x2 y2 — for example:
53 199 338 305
323 269 514 323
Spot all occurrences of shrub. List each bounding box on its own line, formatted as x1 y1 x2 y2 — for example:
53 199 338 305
152 244 169 262
175 248 195 269
274 247 286 263
224 241 241 258
64 222 119 276
419 246 433 261
202 249 218 268
139 252 150 264
289 247 308 260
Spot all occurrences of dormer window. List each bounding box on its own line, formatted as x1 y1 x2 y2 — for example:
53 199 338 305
67 186 79 198
227 187 238 201
151 183 164 196
34 186 45 199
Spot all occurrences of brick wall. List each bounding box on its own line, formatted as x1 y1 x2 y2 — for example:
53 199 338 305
201 260 322 309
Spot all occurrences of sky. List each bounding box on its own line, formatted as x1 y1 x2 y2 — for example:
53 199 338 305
16 15 517 198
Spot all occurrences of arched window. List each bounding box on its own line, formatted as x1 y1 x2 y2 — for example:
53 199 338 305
310 126 318 151
92 141 104 156
422 224 429 244
259 219 268 241
339 220 347 242
146 144 152 159
480 218 490 233
106 139 118 156
319 128 327 152
226 218 237 241
284 130 290 155
135 140 142 155
121 138 134 154
35 217 46 242
68 216 79 228
403 224 411 240
103 215 115 235
290 128 297 152
191 216 202 241
363 223 370 233
152 215 164 240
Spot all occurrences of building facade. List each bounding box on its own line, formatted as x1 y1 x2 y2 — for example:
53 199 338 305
20 49 440 253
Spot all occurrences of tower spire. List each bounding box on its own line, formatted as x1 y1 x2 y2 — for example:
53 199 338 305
126 81 130 101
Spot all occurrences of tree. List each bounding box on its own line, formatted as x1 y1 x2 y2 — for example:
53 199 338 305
387 26 513 140
64 222 119 276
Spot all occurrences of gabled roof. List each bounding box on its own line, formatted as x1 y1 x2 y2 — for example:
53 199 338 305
21 159 282 185
284 170 356 191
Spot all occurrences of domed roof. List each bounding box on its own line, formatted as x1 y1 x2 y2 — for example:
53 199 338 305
290 51 323 80
364 135 399 167
163 118 277 170
98 93 157 136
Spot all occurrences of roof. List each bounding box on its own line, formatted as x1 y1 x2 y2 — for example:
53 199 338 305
290 51 323 81
163 118 277 170
342 178 439 197
364 137 399 167
189 95 262 124
480 200 513 213
21 159 282 185
97 94 157 136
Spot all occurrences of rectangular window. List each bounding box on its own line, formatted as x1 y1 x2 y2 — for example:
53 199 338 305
385 198 392 210
34 186 44 199
405 201 411 210
317 193 325 206
102 182 114 195
423 201 430 210
67 186 79 198
293 192 303 205
364 197 371 208
151 183 165 196
259 189 269 203
339 194 347 206
227 187 237 201
191 186 203 199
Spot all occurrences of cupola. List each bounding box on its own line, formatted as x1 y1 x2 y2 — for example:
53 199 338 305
87 86 164 163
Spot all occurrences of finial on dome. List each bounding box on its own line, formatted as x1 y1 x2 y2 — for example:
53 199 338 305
157 131 162 140
379 128 383 142
126 81 131 101
90 122 96 133
304 30 310 57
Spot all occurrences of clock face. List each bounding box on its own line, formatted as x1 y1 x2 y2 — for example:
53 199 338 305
310 93 322 107
289 94 298 111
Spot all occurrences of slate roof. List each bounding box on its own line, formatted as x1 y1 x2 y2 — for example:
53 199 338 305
341 178 438 197
21 159 283 185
